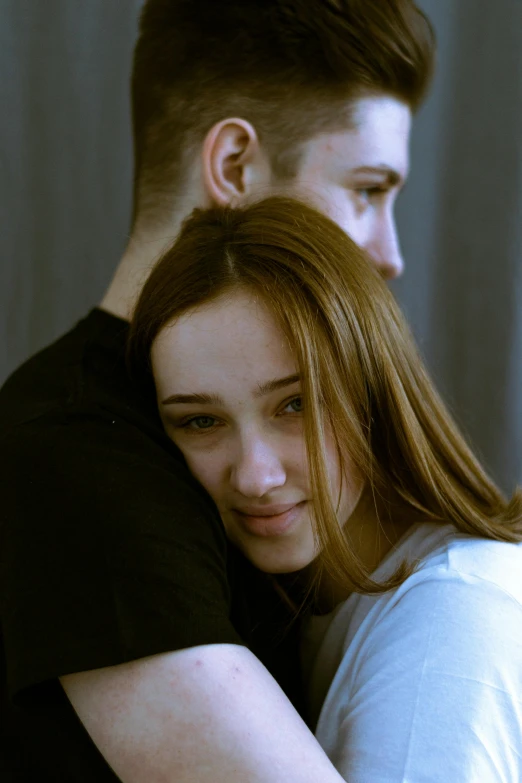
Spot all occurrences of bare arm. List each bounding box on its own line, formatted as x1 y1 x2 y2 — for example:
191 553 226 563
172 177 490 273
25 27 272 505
61 643 345 783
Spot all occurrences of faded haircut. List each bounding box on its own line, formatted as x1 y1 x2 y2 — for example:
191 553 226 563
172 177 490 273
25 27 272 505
131 0 435 229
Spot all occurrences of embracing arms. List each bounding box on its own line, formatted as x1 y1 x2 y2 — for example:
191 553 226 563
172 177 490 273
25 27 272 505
3 415 345 781
61 643 346 783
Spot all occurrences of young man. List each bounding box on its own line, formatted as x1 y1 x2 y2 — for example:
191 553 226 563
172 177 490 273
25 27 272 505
1 1 435 781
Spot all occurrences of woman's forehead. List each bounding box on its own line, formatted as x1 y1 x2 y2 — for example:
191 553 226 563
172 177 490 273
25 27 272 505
151 290 298 403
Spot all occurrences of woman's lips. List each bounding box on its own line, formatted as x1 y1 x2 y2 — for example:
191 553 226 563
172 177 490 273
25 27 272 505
233 501 306 538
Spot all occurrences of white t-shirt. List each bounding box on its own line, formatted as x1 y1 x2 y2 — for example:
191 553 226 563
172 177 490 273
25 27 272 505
301 522 522 783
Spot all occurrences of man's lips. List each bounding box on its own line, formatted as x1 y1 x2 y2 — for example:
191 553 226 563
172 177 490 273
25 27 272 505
232 501 307 538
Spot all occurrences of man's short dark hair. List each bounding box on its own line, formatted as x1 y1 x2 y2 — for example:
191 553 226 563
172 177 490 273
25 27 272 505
131 0 435 228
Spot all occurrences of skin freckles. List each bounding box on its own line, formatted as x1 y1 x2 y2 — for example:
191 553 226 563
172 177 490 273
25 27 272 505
152 291 364 575
146 96 413 579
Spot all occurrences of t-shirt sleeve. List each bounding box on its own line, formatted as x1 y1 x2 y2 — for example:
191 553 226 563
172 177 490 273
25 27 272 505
1 409 243 702
321 571 522 783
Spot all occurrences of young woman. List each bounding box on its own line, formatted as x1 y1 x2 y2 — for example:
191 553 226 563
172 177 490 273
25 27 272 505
128 196 522 782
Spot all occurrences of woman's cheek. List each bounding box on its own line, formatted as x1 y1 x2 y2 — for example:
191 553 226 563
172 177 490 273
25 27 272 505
183 450 224 500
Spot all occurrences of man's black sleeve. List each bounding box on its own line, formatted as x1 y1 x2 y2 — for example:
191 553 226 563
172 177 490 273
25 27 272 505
1 407 243 703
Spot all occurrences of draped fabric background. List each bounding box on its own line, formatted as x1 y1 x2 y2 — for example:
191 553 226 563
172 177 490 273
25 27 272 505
1 0 521 493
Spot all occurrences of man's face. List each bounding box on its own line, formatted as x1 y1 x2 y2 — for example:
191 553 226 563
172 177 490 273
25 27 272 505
282 95 411 279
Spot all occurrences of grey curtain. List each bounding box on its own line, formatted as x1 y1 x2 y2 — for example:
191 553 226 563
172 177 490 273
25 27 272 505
1 0 521 494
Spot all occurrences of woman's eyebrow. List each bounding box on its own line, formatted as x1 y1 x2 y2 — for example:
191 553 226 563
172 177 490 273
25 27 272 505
255 373 301 398
161 374 301 406
161 392 222 406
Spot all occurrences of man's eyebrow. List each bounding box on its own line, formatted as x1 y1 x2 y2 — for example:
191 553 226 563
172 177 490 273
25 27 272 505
350 165 406 187
161 374 301 406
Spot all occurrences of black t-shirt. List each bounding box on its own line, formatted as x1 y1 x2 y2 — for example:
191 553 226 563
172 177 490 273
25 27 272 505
0 309 302 782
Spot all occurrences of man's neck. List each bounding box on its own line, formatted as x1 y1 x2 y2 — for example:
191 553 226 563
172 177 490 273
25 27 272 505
99 224 184 322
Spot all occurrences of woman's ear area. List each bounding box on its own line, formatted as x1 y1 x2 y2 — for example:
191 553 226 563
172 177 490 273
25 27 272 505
201 118 273 206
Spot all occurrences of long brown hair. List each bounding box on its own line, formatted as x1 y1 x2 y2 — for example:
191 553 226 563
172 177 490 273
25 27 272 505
128 196 522 594
131 0 435 228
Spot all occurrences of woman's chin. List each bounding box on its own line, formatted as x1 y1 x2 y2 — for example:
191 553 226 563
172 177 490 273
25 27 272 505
236 536 318 575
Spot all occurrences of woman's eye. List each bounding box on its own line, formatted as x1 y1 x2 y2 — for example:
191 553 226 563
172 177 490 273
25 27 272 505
282 396 303 414
183 416 217 431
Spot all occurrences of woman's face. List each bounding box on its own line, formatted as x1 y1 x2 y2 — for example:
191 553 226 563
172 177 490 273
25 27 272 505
151 290 364 573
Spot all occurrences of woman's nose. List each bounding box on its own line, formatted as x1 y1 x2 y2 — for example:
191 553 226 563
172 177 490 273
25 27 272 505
230 435 286 498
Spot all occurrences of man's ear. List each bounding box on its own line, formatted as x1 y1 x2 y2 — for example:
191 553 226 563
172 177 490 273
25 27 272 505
202 118 270 206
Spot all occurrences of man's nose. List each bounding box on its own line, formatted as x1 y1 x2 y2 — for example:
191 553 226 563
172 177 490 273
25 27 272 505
365 213 404 280
230 434 286 498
